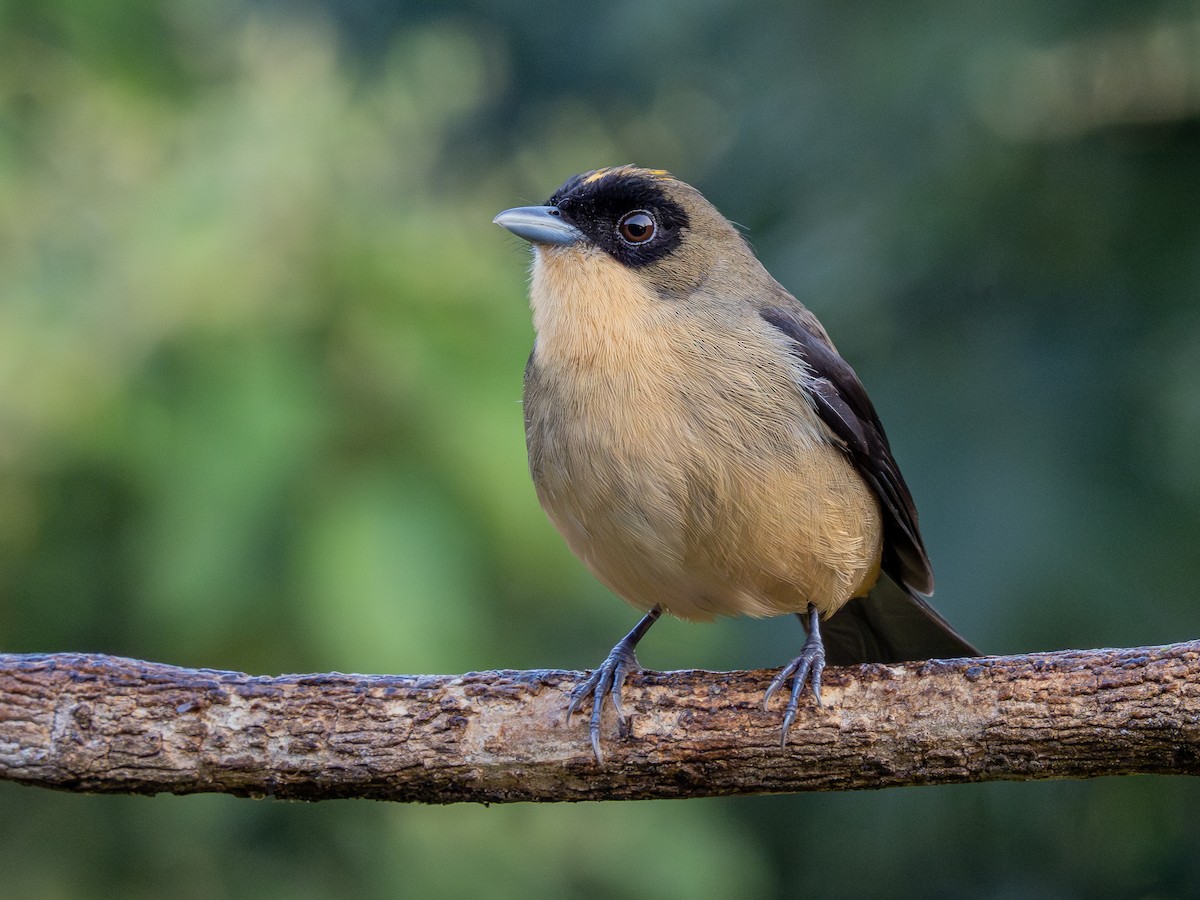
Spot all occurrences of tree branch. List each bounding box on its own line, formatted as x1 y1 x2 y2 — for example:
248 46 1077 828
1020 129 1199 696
1 643 1198 803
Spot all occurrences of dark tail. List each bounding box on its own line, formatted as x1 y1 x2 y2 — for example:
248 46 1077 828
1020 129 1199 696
822 575 979 666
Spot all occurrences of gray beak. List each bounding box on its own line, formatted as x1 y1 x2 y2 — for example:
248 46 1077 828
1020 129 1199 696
493 206 584 247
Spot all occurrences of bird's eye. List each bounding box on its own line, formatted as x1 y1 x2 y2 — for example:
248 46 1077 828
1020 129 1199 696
617 211 656 244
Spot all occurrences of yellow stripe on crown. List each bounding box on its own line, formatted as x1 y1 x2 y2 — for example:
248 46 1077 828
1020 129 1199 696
582 166 674 185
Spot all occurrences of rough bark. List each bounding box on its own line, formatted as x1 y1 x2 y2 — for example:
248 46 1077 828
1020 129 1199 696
1 643 1198 803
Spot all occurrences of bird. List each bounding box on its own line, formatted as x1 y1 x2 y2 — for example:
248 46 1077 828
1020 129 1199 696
493 165 978 763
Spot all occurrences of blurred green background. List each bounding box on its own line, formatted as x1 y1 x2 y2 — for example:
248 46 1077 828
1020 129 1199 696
2 1 1199 897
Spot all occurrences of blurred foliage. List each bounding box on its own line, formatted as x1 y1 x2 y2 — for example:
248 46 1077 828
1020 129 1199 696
2 1 1199 897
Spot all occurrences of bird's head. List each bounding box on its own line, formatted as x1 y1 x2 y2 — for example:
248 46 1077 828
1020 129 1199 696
494 166 765 304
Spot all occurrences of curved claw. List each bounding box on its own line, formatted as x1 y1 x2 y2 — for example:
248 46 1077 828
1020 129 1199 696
565 644 639 764
763 604 827 747
772 647 825 747
563 607 661 764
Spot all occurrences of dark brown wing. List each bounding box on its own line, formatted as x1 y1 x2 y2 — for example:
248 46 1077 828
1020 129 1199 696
761 307 932 594
760 306 978 663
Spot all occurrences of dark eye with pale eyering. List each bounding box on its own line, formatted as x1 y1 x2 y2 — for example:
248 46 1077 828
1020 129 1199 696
617 210 656 244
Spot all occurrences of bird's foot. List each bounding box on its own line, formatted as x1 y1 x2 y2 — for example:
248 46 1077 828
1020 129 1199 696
564 607 661 764
763 604 826 747
565 641 641 765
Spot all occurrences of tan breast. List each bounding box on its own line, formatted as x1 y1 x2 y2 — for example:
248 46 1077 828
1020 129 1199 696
524 246 883 622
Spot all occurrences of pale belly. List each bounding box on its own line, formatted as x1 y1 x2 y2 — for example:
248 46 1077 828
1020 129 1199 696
525 362 884 622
